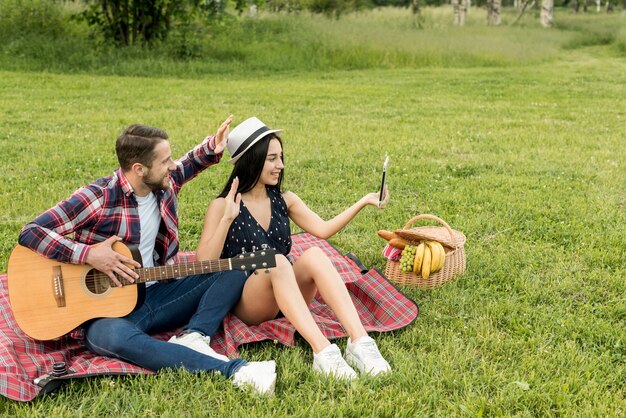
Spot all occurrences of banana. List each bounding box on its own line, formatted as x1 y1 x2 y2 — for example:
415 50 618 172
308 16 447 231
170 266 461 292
425 241 437 273
427 241 443 273
436 242 446 272
421 244 431 280
413 242 425 274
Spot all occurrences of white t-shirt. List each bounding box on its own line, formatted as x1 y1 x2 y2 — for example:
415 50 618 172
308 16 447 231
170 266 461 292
135 193 160 286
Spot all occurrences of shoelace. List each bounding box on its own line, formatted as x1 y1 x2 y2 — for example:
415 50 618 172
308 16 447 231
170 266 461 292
183 332 211 346
357 340 386 362
199 334 212 346
324 349 352 371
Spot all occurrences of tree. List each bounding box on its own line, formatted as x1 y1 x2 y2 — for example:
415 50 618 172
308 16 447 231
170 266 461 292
540 0 553 26
80 0 219 46
411 0 424 28
452 0 468 26
487 0 501 25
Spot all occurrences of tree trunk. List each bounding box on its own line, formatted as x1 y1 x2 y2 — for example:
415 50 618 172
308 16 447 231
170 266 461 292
452 0 460 25
540 0 553 27
487 0 501 25
595 0 601 11
571 0 580 12
412 0 423 28
412 0 420 14
460 0 468 25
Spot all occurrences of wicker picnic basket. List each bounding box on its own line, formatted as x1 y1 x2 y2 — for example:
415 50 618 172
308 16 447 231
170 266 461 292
384 214 466 289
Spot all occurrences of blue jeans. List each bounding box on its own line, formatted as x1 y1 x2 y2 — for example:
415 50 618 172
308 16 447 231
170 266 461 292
84 270 247 378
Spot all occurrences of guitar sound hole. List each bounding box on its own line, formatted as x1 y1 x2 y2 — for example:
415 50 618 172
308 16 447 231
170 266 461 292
85 269 111 295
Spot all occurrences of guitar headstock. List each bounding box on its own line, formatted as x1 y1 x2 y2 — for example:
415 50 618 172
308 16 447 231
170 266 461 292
229 248 278 272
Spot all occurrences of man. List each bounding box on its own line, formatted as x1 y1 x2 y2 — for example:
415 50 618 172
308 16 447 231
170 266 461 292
18 116 276 395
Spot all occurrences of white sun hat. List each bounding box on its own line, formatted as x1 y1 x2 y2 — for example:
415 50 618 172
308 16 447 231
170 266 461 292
227 117 282 164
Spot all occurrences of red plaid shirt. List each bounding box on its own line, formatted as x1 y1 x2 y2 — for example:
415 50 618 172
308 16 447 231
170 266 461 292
19 136 221 266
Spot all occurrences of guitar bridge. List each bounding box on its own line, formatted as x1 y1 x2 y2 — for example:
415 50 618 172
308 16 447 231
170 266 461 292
52 266 66 308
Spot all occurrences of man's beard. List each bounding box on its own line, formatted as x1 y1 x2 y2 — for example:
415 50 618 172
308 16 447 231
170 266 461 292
143 172 170 192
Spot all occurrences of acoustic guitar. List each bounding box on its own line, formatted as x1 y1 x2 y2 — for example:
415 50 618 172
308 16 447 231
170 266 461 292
7 242 276 341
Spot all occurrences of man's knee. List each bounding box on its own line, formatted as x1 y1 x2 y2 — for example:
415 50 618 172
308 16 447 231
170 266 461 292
85 318 132 355
211 270 247 299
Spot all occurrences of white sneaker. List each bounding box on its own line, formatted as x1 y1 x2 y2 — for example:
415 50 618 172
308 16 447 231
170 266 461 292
344 336 391 376
232 361 277 396
312 344 357 380
168 331 229 362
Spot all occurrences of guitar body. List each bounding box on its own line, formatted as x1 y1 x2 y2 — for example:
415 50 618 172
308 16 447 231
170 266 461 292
7 242 140 341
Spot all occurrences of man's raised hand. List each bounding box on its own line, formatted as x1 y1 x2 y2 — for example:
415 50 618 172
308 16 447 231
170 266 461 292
213 114 234 154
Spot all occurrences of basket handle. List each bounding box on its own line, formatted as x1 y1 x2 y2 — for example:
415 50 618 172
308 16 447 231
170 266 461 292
402 214 456 240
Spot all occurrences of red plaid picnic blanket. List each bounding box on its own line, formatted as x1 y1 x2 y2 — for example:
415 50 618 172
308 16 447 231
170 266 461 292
0 233 418 401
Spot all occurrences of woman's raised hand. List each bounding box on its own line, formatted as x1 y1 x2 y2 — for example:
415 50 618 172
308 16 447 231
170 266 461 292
222 177 242 222
214 114 234 154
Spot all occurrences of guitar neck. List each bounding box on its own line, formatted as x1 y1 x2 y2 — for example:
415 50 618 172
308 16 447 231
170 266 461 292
125 259 232 285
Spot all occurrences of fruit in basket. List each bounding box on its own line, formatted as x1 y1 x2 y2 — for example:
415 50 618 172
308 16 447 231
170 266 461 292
437 242 446 271
426 241 446 274
399 245 416 272
413 242 425 275
421 244 432 280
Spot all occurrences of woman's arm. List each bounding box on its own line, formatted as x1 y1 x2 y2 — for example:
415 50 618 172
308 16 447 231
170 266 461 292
284 187 389 240
196 178 241 261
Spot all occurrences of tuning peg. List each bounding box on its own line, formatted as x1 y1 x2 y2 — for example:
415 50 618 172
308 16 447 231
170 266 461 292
264 268 270 273
253 270 259 275
261 244 269 250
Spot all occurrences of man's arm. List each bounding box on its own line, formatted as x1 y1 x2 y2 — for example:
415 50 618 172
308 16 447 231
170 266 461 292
18 185 140 286
18 186 103 264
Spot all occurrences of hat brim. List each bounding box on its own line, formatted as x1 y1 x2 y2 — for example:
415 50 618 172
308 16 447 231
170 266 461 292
228 129 282 164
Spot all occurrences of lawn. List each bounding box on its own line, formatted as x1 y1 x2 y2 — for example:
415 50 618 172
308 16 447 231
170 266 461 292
0 5 624 417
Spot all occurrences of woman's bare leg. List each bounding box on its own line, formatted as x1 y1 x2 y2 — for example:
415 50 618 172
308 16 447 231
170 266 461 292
233 254 331 353
292 247 368 342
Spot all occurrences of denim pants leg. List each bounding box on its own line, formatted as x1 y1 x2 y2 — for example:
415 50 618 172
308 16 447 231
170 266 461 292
84 270 248 378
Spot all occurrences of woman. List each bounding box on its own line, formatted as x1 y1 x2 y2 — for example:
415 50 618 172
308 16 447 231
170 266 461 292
196 117 391 380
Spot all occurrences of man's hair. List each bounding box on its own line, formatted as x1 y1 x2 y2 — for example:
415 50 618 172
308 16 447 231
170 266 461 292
116 124 169 171
218 133 284 198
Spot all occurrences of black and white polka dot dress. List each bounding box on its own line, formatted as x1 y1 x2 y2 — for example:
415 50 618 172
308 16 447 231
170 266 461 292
221 186 292 259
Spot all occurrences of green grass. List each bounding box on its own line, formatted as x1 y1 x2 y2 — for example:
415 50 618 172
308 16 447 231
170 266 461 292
0 5 625 417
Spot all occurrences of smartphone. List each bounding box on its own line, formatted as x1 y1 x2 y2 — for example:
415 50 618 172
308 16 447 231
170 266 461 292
378 154 389 208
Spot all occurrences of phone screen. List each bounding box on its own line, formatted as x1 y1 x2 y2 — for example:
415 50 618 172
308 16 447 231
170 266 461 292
379 154 389 207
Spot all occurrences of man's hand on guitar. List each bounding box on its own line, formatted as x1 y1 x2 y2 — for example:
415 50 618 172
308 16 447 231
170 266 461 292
86 236 141 287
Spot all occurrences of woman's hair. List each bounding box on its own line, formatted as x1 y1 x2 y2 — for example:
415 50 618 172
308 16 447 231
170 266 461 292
116 124 168 171
218 134 284 198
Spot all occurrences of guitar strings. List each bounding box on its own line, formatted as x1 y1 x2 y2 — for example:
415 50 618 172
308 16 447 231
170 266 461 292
85 259 230 287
